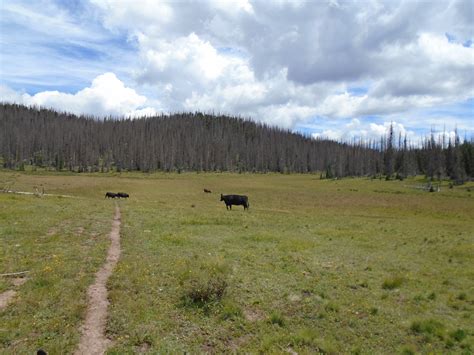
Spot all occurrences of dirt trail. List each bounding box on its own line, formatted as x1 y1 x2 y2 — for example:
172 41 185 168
0 290 17 310
0 277 28 310
75 204 121 355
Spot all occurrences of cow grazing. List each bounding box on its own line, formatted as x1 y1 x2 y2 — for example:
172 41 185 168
105 192 117 199
204 189 212 193
220 194 249 210
117 192 129 198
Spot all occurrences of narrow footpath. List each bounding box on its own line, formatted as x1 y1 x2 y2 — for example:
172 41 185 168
0 290 17 310
0 276 28 310
75 204 121 355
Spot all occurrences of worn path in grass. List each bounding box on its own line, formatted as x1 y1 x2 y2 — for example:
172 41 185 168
0 277 28 310
0 290 16 310
75 204 121 355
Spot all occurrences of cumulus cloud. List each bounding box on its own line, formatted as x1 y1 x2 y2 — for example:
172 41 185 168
0 85 25 103
0 0 137 91
1 73 158 117
87 0 473 127
1 0 473 138
134 30 328 127
312 119 417 143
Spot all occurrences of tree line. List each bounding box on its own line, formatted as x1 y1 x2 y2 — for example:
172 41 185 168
0 103 472 181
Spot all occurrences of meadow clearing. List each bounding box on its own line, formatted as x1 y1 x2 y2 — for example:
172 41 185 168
0 171 473 354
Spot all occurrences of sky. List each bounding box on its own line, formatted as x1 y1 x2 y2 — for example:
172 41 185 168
0 0 473 142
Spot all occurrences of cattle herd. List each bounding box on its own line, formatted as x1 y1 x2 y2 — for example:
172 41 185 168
104 189 250 210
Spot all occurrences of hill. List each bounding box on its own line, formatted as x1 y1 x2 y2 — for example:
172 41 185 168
1 103 472 180
0 104 377 174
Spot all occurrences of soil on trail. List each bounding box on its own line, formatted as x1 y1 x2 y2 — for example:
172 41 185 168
75 204 121 355
0 290 17 310
0 277 28 310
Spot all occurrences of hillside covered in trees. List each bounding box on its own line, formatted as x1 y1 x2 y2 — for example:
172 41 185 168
0 103 473 180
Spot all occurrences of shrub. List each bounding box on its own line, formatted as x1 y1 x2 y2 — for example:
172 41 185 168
284 328 337 354
382 276 403 290
179 258 229 307
221 300 242 320
269 311 285 327
413 294 424 302
359 280 369 288
410 319 445 339
324 302 339 313
450 328 467 342
400 346 417 355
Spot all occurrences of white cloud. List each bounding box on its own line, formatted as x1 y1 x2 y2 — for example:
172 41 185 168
0 85 25 103
0 0 138 93
134 31 323 127
210 0 254 16
137 33 229 84
127 106 160 118
100 1 472 130
1 0 473 138
418 33 473 67
1 73 157 117
90 0 175 35
312 120 417 144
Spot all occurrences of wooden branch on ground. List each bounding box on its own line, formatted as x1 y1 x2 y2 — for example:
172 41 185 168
0 271 30 277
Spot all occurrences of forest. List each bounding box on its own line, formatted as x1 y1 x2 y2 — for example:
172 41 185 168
0 103 473 181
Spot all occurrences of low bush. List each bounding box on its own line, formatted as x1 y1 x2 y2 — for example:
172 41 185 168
410 319 445 340
179 258 229 307
220 300 242 320
449 328 467 342
382 276 404 290
269 311 285 327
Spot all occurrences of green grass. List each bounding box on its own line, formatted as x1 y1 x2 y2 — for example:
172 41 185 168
0 171 473 353
382 275 404 290
410 319 445 339
0 173 113 353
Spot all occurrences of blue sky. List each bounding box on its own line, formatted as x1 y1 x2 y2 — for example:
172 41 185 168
1 0 473 142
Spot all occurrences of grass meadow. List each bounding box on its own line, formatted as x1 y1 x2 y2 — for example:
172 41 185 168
0 171 473 354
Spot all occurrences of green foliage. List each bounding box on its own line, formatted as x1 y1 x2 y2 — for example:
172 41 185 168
400 345 417 355
220 300 242 320
286 328 337 353
179 258 229 307
359 280 369 288
410 319 445 339
288 327 319 347
450 329 467 342
269 311 285 326
324 302 340 313
382 276 404 290
260 327 337 354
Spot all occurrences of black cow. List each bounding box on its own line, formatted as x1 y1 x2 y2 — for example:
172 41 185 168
220 194 249 210
204 188 212 193
105 192 117 199
117 192 129 198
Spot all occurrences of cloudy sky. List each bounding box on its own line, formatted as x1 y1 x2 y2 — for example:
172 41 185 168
1 0 473 141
